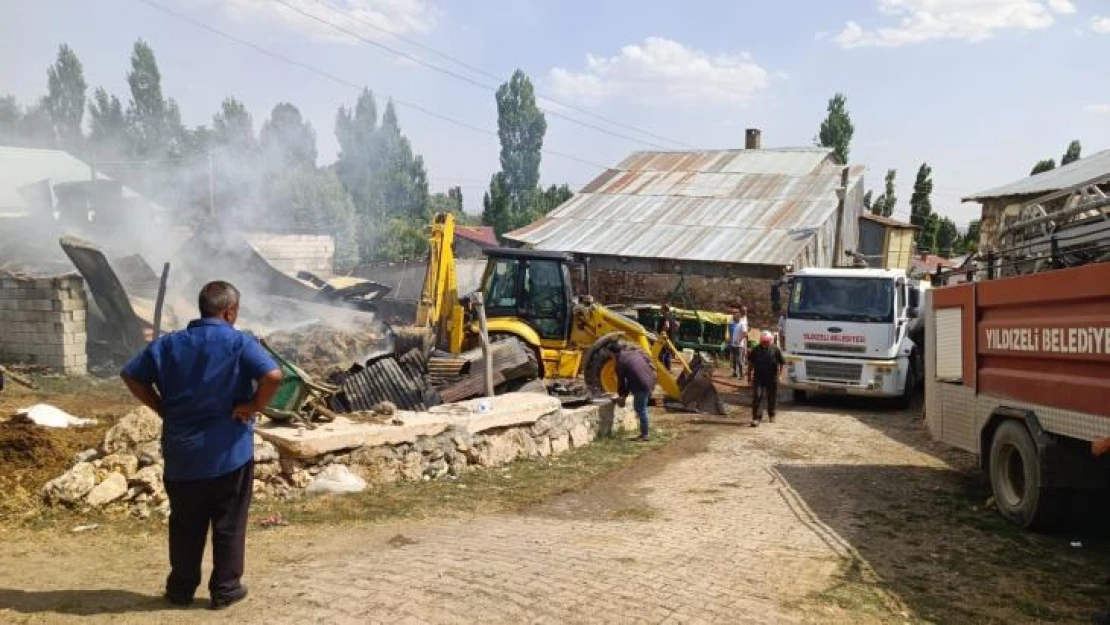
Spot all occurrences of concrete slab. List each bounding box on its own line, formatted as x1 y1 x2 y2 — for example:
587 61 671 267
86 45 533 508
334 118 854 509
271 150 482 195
363 413 452 447
256 417 374 459
434 393 561 435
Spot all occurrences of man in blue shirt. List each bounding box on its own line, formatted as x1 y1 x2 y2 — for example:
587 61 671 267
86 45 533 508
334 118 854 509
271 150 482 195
121 281 281 610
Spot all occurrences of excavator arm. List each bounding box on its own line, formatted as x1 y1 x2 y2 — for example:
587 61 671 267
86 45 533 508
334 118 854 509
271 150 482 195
414 212 464 353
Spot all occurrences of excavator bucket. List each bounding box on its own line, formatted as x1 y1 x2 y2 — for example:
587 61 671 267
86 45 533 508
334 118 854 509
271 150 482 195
675 354 725 415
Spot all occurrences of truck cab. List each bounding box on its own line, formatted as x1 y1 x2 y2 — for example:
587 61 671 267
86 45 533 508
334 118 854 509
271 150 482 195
781 267 926 406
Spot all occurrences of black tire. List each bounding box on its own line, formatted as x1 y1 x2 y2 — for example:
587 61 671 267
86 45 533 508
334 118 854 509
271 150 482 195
583 335 625 397
792 389 807 403
895 361 916 410
988 420 1061 530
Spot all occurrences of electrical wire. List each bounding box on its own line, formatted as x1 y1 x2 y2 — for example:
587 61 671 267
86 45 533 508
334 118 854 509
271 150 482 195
308 0 698 150
135 0 611 172
271 0 680 152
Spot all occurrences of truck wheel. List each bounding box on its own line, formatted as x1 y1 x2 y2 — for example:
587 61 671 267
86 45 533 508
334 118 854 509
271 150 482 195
583 335 624 397
894 361 916 410
988 420 1060 530
792 390 807 403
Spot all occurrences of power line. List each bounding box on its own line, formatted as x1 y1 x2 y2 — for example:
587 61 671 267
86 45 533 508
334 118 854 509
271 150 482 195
271 0 680 152
136 0 610 172
309 0 698 151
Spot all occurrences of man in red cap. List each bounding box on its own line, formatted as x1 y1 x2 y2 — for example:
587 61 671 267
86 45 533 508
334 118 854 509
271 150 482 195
746 330 784 426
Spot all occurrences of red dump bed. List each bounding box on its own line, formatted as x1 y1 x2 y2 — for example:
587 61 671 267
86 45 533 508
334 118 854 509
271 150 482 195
931 262 1110 418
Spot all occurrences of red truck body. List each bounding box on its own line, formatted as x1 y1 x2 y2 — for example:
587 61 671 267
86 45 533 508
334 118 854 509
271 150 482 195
925 261 1110 528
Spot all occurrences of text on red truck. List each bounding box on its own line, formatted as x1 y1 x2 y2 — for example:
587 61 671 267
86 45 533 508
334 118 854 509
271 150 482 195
984 327 1110 355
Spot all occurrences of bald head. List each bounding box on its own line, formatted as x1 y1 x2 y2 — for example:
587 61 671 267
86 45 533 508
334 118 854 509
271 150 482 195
198 281 240 320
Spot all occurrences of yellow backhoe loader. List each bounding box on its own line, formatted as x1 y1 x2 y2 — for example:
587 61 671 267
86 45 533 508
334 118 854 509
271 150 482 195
412 212 723 414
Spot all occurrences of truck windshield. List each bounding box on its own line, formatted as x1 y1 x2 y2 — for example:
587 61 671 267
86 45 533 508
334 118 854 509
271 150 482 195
788 277 894 323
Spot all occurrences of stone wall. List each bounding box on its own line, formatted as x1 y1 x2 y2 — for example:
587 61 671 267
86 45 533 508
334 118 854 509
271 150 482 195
42 394 638 517
0 273 88 374
243 233 335 276
584 268 781 330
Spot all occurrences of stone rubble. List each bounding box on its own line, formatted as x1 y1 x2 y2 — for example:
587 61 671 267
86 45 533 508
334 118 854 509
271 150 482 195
42 394 637 518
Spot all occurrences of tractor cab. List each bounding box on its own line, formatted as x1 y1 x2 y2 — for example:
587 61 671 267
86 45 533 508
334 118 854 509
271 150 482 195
480 248 575 343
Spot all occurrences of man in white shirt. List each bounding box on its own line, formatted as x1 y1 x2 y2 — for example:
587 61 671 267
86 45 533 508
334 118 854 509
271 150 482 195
726 307 749 378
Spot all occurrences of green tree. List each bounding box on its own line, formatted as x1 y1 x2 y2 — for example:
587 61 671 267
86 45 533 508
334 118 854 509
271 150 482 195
818 92 853 165
1031 158 1056 175
963 219 980 253
0 96 19 144
377 100 429 220
335 88 380 215
260 102 317 170
1062 140 1081 165
482 172 512 234
125 39 183 157
213 97 256 152
44 44 87 148
266 168 359 270
373 218 428 261
863 190 873 213
494 70 546 217
934 217 960 256
870 169 897 217
88 87 127 160
909 163 934 249
525 183 573 224
429 185 464 215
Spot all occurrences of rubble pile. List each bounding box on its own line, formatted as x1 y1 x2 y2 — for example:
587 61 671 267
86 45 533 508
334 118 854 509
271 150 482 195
41 396 634 514
264 321 389 377
41 406 168 519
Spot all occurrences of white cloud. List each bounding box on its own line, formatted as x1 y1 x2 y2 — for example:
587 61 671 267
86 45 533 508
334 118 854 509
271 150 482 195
830 1 1067 48
1048 0 1076 14
1091 16 1110 33
1083 103 1110 115
215 0 439 43
548 37 769 107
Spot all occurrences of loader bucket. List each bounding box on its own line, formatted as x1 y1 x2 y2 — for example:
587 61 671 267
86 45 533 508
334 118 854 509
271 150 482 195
676 354 725 415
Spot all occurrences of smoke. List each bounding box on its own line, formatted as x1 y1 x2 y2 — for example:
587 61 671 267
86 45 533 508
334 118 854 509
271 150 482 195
3 130 383 347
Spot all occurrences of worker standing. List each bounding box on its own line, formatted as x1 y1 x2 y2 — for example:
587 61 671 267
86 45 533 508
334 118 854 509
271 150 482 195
658 303 679 371
747 331 785 427
607 341 657 441
120 281 282 610
726 307 750 378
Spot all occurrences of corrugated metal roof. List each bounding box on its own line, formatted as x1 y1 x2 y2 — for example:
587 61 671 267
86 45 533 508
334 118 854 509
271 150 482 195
0 146 149 211
964 149 1110 201
455 225 499 247
860 212 920 229
505 148 862 267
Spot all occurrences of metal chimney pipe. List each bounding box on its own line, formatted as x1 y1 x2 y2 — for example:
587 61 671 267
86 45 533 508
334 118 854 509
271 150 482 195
745 128 762 150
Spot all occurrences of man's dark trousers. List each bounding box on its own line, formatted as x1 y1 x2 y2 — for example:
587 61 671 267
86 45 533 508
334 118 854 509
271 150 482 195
752 381 777 421
164 460 254 603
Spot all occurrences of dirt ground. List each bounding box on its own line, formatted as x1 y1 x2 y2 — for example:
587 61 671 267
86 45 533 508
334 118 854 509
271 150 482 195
1 374 1109 623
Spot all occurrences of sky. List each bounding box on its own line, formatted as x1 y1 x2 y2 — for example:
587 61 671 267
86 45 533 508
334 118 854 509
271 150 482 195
2 0 1110 228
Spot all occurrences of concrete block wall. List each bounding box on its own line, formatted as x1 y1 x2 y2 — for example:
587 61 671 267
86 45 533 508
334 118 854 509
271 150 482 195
243 233 335 276
0 274 88 374
581 269 780 331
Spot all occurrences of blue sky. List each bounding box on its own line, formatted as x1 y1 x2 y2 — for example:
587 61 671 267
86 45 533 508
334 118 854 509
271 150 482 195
3 0 1110 227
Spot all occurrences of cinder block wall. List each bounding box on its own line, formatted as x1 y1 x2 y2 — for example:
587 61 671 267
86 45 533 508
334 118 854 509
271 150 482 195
0 274 88 374
581 269 780 331
242 233 335 276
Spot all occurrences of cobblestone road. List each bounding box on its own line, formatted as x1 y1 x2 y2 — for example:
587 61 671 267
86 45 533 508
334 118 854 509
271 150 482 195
1 403 948 624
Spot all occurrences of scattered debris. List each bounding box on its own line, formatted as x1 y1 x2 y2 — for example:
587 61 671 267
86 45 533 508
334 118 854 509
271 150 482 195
305 464 367 495
387 534 418 548
71 524 99 533
258 513 288 528
15 404 97 429
265 321 389 378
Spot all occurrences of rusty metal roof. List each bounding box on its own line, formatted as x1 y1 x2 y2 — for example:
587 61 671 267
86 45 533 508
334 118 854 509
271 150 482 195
505 148 862 267
964 149 1110 202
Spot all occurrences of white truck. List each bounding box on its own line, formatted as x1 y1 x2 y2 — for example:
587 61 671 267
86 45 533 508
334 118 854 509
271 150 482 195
780 267 927 407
